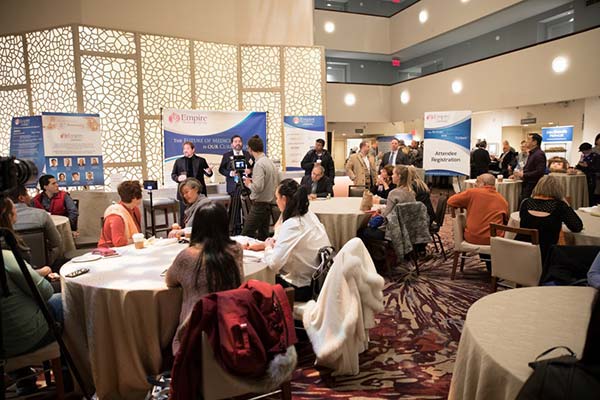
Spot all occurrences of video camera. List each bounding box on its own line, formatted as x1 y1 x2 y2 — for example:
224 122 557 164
233 155 247 172
0 156 38 196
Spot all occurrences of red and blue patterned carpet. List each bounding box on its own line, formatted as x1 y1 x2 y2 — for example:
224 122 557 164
288 211 491 399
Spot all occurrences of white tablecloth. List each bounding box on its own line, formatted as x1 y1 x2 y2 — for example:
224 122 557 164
449 286 596 400
464 178 522 212
309 197 371 250
549 173 589 209
51 215 76 256
508 209 600 246
60 240 273 399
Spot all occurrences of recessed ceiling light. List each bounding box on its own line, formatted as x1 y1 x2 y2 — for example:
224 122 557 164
569 18 574 22
461 0 470 3
327 3 332 6
452 80 463 94
419 10 429 24
552 56 569 73
342 133 346 136
400 90 410 104
324 21 335 33
548 122 554 124
344 93 356 106
523 124 529 127
495 35 500 41
360 64 365 69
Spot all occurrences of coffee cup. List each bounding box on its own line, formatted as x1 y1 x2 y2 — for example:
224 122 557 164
497 174 503 182
133 233 145 249
184 227 192 239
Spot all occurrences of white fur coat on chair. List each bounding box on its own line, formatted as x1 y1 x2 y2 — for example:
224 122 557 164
301 237 385 375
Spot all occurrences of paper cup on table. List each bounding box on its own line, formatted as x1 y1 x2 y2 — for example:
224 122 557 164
497 174 503 182
133 233 145 249
184 227 192 239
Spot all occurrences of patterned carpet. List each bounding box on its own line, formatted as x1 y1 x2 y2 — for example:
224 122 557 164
287 208 492 399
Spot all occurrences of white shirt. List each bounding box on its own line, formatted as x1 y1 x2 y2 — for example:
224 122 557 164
390 151 397 165
362 155 370 172
264 211 331 287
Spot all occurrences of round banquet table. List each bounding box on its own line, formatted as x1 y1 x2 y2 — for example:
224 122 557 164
464 178 522 212
309 197 371 250
51 215 76 256
508 209 600 246
60 240 274 400
549 172 589 209
449 286 596 400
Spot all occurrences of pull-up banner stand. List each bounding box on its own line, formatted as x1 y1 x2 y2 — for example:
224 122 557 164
423 110 471 176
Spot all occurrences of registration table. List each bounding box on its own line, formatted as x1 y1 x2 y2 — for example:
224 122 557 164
464 178 522 212
549 172 589 209
508 209 600 246
60 239 274 400
309 197 371 250
51 215 76 257
449 287 596 400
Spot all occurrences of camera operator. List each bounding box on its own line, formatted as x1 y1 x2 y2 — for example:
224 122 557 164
241 135 280 240
218 135 254 195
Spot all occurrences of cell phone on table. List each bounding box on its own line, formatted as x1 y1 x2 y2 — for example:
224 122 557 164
65 268 90 278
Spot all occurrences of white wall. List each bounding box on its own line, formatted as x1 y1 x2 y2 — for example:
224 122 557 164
327 83 391 123
583 96 600 145
0 0 314 46
314 10 389 53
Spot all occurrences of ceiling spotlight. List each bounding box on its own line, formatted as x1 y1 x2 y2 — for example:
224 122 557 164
461 0 470 3
452 80 463 94
552 56 569 73
344 93 356 106
419 10 429 24
400 90 410 105
324 21 335 33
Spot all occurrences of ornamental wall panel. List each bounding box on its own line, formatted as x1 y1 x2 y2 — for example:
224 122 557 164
0 89 30 155
242 91 282 161
284 47 323 116
0 35 26 87
194 41 238 111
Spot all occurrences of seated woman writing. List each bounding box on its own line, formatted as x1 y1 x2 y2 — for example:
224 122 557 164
245 179 331 302
98 180 143 247
169 178 211 238
166 202 242 354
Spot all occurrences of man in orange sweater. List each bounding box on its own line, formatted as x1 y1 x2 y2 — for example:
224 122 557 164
448 173 509 270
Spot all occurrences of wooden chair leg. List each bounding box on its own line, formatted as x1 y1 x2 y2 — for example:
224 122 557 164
50 357 65 400
431 237 439 252
451 251 459 280
460 252 466 272
490 276 498 293
280 381 292 400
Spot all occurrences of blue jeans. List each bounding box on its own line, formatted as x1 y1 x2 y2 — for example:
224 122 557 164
47 293 64 323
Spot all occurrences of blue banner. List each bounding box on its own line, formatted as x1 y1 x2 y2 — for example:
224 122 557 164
423 111 472 176
163 111 267 161
542 126 573 142
10 116 45 186
283 115 326 171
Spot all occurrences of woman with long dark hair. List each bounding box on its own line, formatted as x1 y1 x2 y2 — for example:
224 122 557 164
166 202 242 354
246 179 331 301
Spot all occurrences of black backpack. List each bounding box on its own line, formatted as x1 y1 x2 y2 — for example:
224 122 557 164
516 292 600 400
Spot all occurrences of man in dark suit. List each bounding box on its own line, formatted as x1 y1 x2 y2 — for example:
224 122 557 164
380 138 408 171
300 139 335 183
218 135 254 195
514 133 546 202
301 165 334 198
171 141 213 222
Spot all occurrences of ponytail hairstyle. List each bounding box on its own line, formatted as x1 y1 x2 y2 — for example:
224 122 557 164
394 165 410 190
277 178 309 222
189 202 241 292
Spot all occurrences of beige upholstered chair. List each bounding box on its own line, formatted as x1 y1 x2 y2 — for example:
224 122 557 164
200 333 293 400
4 341 65 399
450 209 491 280
489 223 542 292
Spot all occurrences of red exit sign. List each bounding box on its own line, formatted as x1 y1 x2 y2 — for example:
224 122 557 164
392 59 400 67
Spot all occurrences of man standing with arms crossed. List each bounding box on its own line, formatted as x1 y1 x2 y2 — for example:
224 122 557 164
242 135 280 240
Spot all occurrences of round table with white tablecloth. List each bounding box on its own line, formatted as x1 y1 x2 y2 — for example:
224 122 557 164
50 214 76 256
464 178 522 212
308 197 371 250
449 286 596 400
508 209 600 246
548 172 589 209
59 239 274 400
